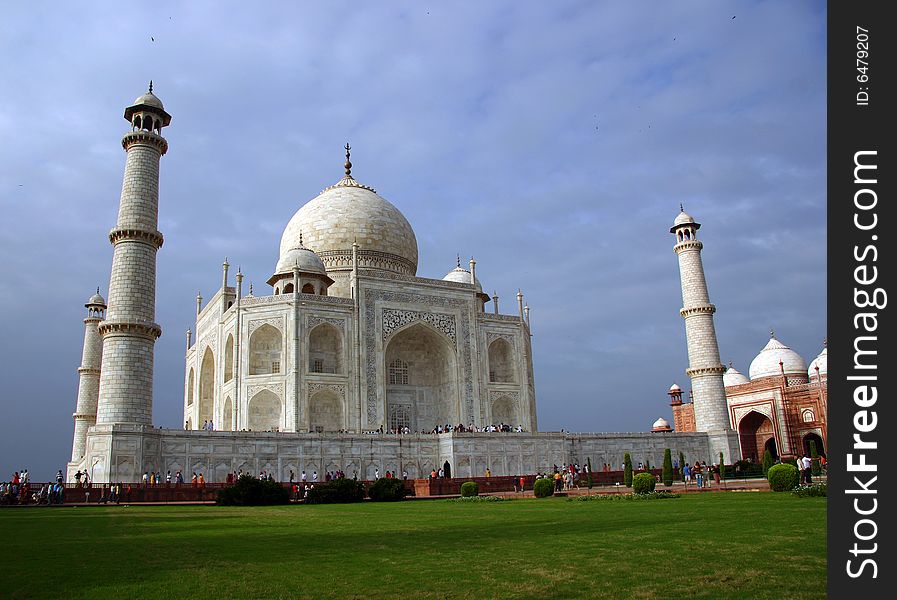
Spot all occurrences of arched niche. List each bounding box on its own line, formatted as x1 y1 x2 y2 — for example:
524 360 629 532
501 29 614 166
199 347 215 428
738 410 777 462
249 324 282 375
248 389 282 431
308 323 343 374
491 395 517 426
224 334 234 382
186 368 195 406
488 338 516 383
309 390 343 432
222 396 233 431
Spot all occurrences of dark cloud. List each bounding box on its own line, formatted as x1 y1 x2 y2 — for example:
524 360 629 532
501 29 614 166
0 1 825 479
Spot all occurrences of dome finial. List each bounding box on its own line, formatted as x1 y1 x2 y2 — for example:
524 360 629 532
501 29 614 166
299 230 304 246
148 80 153 93
679 203 684 212
823 338 827 348
456 254 461 268
770 328 776 338
344 142 352 177
728 360 733 368
96 286 100 295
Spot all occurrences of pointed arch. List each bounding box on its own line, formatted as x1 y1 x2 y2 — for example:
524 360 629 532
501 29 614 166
186 367 195 405
738 410 777 462
309 389 343 432
222 396 233 431
308 323 343 374
488 338 517 383
199 347 215 428
491 395 517 426
224 334 234 382
302 283 315 294
248 389 282 431
249 324 282 375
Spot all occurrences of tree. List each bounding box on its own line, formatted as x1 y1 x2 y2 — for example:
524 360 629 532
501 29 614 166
586 457 594 489
662 449 674 487
719 452 725 480
679 452 686 481
623 453 633 487
762 449 774 476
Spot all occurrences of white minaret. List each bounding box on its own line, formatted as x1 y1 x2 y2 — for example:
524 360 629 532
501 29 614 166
94 83 171 426
671 207 733 446
70 290 106 462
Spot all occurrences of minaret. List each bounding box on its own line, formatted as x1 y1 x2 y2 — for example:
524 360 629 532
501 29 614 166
670 207 731 435
95 83 171 426
71 290 107 461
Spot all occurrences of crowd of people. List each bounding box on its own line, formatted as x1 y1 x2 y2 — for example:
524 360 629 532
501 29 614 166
360 423 526 435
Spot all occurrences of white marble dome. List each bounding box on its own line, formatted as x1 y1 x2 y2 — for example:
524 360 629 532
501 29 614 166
442 263 483 291
132 90 164 110
279 174 418 276
669 383 681 392
652 417 672 431
808 343 827 378
723 364 750 387
86 290 106 307
673 210 695 227
749 334 808 380
275 245 326 275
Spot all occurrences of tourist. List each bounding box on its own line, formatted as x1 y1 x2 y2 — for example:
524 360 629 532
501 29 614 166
176 470 184 485
485 467 491 478
374 468 380 480
56 470 64 485
74 470 82 487
289 470 295 484
402 470 408 480
166 471 172 486
301 470 307 483
683 463 691 484
199 473 205 487
802 454 812 484
519 475 525 492
191 472 198 487
312 470 318 482
693 462 703 488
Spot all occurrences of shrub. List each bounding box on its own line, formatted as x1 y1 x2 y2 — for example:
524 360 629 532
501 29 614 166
767 463 800 492
446 495 504 503
792 483 827 498
304 478 365 504
762 449 773 476
368 477 407 502
533 478 554 498
662 449 673 487
216 475 290 506
460 481 479 497
623 453 633 487
632 472 656 495
572 491 679 502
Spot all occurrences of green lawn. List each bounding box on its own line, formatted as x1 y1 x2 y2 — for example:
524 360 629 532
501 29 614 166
0 493 825 599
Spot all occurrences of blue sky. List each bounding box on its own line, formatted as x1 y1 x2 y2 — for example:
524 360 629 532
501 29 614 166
0 1 826 479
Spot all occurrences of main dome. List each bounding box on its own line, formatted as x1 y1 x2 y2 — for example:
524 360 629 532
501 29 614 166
749 334 808 380
279 173 418 279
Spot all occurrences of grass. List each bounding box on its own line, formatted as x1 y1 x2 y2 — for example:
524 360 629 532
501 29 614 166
0 493 825 599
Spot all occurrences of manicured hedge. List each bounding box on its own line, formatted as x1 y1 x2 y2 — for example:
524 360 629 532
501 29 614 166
216 475 290 506
304 478 365 504
533 478 554 498
767 463 799 492
368 477 407 502
632 472 657 495
460 481 479 497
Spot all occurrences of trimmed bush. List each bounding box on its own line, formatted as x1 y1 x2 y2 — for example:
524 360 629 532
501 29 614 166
447 495 504 503
767 463 800 492
762 449 773 476
304 478 365 504
662 449 673 487
623 453 633 487
368 477 407 502
632 472 657 495
216 475 290 506
679 452 686 481
533 478 554 498
460 481 479 497
586 458 594 489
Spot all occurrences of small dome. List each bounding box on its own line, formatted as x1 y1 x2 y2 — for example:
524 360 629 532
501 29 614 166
673 210 695 227
86 290 106 307
723 364 750 387
133 91 164 110
442 261 482 291
808 342 827 378
275 244 326 275
652 417 672 432
749 333 808 380
668 383 682 392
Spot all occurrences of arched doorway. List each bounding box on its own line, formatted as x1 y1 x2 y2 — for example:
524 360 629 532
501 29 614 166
803 432 825 457
488 338 516 383
385 323 458 432
738 410 777 461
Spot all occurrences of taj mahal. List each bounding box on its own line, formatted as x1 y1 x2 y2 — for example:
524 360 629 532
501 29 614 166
66 85 824 483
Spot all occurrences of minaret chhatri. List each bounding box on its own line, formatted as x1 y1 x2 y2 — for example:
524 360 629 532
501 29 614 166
95 83 171 426
671 207 731 433
71 290 107 461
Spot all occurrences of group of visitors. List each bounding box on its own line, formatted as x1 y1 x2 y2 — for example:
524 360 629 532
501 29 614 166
200 420 215 431
361 423 526 435
141 470 187 486
682 461 721 487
